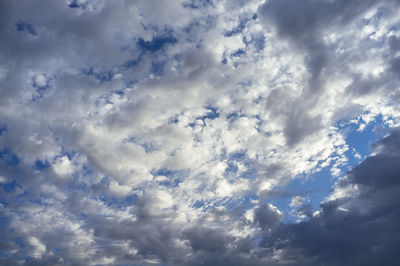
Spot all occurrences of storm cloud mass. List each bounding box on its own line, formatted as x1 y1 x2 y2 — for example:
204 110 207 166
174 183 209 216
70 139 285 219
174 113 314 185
1 0 400 265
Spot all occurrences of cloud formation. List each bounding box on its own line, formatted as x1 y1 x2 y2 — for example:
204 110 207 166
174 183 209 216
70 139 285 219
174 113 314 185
1 0 400 265
257 129 400 265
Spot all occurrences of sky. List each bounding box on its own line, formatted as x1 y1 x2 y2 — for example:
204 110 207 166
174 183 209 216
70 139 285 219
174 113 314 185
1 0 400 265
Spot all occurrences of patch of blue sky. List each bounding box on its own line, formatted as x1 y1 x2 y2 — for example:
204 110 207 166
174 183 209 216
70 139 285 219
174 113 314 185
182 0 213 9
159 179 182 188
150 168 189 189
226 111 243 121
68 0 87 9
193 200 205 209
192 198 226 212
96 193 124 208
240 167 258 182
275 115 392 223
200 106 219 120
68 0 80 8
151 168 187 182
167 114 180 125
0 126 7 136
230 49 246 58
224 161 239 176
16 22 37 35
0 179 17 194
282 168 334 219
224 193 258 213
34 160 50 171
188 106 220 128
152 168 177 177
345 115 389 158
228 150 247 162
0 149 20 166
224 21 246 37
123 135 139 144
223 151 258 197
83 67 114 83
114 89 124 96
120 194 138 208
137 36 177 53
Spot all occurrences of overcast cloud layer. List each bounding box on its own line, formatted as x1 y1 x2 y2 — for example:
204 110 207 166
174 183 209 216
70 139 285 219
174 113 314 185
1 0 400 265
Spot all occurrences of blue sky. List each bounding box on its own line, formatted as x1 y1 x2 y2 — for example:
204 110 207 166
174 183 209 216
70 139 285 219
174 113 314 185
1 0 400 265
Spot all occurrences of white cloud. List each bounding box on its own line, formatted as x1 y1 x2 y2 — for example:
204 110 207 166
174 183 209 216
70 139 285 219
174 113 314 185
34 74 47 87
52 156 74 177
108 181 131 197
289 196 308 208
1 0 400 264
27 237 46 258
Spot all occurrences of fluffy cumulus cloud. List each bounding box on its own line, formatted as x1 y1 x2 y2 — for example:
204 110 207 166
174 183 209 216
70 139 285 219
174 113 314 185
1 0 400 265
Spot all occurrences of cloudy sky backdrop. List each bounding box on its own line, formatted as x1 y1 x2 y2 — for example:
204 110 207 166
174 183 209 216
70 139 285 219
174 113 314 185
1 0 400 265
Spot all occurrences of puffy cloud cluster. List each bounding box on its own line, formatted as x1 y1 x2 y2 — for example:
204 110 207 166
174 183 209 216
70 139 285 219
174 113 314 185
0 0 400 265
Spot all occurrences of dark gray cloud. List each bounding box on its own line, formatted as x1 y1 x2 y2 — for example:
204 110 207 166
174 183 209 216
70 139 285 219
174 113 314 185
254 203 281 230
184 227 233 253
258 0 392 83
258 0 400 146
258 129 400 266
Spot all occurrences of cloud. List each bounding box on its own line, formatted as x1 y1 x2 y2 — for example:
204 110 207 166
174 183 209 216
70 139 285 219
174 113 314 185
258 129 400 265
254 203 282 230
1 0 400 265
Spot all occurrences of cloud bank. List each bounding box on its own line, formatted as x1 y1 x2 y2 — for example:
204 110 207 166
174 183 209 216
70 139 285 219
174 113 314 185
1 0 400 265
